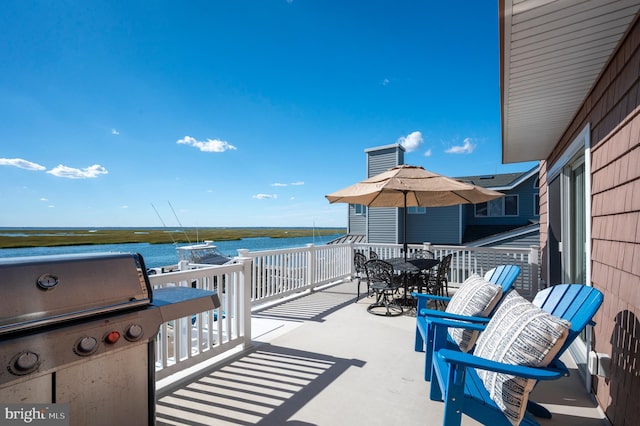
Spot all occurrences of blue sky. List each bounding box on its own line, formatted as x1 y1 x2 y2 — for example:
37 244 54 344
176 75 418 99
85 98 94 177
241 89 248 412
0 1 537 228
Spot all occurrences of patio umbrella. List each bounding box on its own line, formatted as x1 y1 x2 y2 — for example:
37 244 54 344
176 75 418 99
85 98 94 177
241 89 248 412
325 165 504 260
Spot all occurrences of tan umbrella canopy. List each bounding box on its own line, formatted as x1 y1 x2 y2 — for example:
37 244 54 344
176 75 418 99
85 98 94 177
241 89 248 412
325 164 504 259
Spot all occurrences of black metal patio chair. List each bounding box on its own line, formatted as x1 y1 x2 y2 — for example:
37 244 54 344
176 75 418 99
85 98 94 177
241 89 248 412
354 252 369 302
427 253 452 308
364 259 403 316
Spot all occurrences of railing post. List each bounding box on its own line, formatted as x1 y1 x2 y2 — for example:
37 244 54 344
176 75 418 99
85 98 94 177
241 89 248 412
236 254 253 350
528 245 540 296
348 242 355 277
306 244 316 288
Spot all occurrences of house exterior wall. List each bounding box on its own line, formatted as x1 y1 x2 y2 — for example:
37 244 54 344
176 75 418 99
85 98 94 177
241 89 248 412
365 144 404 177
539 15 640 425
348 204 366 235
352 144 538 247
363 144 404 244
368 207 397 244
406 205 461 244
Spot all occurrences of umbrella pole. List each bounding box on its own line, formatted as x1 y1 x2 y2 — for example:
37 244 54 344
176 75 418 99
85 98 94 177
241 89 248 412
403 191 408 261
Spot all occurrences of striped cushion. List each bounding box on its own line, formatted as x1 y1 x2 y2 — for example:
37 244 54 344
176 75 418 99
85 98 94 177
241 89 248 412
474 290 571 426
444 274 503 352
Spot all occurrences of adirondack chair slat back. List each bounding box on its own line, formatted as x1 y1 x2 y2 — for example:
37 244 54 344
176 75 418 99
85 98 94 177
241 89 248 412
532 284 604 354
484 265 520 289
483 265 521 314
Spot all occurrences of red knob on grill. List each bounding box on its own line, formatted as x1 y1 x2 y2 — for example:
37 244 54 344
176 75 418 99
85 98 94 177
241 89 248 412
105 331 121 344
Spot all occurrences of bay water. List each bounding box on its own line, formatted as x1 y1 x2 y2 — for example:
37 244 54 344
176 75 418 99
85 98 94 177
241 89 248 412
0 234 342 268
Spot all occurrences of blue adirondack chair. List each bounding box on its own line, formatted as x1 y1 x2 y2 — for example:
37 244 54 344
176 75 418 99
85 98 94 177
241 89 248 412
429 284 604 426
413 265 521 381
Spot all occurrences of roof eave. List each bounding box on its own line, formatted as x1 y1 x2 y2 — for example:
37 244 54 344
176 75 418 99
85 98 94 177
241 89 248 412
500 0 640 164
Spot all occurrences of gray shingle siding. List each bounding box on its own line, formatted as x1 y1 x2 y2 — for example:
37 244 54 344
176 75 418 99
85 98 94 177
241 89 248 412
366 145 404 177
348 204 366 235
406 206 461 244
368 207 397 244
363 145 405 243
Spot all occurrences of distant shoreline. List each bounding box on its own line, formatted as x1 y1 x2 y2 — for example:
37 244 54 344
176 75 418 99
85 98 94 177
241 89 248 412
0 227 347 249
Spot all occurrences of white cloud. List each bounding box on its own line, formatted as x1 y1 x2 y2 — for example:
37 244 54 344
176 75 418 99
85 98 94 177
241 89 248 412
48 205 55 208
40 198 48 202
397 131 423 152
253 194 278 200
271 181 304 187
111 129 120 135
177 135 237 152
382 78 390 86
423 149 432 157
0 158 46 171
47 164 109 179
121 205 129 209
445 138 476 154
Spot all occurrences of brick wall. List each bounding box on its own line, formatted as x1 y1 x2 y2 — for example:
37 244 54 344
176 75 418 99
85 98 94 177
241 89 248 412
539 15 640 426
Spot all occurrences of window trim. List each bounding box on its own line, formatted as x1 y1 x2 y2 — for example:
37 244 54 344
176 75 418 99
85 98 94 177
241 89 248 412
353 204 366 216
474 194 519 217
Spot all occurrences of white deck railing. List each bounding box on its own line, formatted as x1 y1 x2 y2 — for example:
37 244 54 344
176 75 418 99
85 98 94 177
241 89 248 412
150 242 539 380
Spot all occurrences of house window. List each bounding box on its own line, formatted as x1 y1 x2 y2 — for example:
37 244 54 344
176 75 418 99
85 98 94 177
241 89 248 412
408 206 426 214
353 204 366 216
474 195 518 217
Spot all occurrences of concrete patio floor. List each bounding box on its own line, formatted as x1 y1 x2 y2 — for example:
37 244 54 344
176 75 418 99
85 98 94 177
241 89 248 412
155 280 608 426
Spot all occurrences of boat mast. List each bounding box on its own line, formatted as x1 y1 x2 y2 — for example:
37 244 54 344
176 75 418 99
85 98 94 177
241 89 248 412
168 201 191 244
151 203 177 244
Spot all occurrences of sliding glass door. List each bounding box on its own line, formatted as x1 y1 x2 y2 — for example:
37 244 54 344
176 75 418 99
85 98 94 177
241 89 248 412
548 159 586 285
546 124 591 389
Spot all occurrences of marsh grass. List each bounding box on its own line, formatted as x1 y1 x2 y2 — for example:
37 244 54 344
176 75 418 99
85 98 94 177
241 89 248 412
0 228 346 249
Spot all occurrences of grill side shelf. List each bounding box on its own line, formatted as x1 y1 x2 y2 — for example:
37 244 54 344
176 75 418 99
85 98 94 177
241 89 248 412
151 287 220 323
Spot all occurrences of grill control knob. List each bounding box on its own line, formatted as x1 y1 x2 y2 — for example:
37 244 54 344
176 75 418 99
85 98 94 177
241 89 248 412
105 331 121 344
125 324 144 341
75 336 98 356
9 351 40 375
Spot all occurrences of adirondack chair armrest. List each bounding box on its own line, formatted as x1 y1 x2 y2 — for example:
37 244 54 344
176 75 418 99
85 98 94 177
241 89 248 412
429 316 487 332
417 309 491 324
436 349 564 381
414 293 452 302
412 292 452 311
412 292 452 302
548 358 570 376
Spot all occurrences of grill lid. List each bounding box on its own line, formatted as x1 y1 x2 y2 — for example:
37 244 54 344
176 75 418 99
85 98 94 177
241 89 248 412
0 252 152 335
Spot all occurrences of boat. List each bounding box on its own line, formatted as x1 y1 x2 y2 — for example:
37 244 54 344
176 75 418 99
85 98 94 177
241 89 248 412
176 240 231 266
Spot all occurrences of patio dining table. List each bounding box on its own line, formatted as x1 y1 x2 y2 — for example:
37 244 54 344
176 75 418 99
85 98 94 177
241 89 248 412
385 257 439 306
